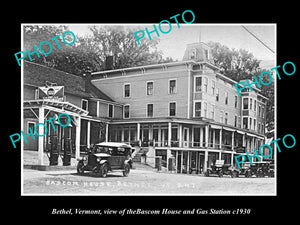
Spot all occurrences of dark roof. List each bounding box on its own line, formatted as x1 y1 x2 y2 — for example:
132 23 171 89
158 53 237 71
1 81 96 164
23 61 114 102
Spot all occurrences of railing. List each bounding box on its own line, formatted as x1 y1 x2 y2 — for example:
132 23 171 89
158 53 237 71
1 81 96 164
122 140 247 152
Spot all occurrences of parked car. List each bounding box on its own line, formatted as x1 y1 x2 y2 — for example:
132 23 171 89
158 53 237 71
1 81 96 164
243 162 274 178
77 142 133 177
205 160 238 178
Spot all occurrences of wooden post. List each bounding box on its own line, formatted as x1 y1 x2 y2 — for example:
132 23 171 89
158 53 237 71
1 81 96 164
38 107 44 165
75 117 81 159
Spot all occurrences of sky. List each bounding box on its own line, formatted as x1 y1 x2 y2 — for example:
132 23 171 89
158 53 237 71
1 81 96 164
68 23 276 61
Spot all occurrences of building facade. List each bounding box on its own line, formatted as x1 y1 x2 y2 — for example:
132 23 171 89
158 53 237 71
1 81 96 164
91 42 268 173
23 42 269 173
23 61 123 165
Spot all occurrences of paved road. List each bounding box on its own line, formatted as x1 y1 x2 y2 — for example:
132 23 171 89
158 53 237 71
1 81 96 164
22 167 275 195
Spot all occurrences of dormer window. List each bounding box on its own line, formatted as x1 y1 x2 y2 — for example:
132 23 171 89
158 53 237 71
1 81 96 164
190 48 196 60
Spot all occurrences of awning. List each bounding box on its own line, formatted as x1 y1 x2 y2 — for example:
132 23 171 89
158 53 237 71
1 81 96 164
223 127 236 132
236 130 245 135
210 124 222 129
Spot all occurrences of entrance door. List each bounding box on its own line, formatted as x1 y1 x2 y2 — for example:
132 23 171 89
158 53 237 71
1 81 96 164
183 128 189 147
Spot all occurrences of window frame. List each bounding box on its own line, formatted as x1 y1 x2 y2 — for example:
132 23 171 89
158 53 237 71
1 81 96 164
146 81 154 96
123 104 130 119
124 83 131 98
168 79 177 94
169 102 176 117
147 103 154 118
81 99 88 111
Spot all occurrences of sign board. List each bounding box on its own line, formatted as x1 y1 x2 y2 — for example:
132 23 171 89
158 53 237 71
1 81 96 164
38 86 64 101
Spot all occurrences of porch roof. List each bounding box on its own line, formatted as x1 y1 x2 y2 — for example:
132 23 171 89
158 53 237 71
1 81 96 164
23 99 88 116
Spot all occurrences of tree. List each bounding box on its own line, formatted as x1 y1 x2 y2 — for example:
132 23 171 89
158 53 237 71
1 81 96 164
23 25 174 75
208 41 274 133
207 41 260 82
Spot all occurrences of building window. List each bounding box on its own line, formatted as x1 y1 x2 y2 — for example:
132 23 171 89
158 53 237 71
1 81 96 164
28 122 35 133
220 111 224 123
203 77 208 92
190 48 196 60
147 81 153 96
261 124 264 134
169 102 176 116
258 123 261 133
124 105 130 118
243 117 248 129
211 80 215 95
249 118 252 129
108 104 114 118
258 105 261 117
81 99 88 111
234 115 238 127
124 84 130 97
216 88 219 101
250 98 253 110
169 79 176 94
243 98 248 110
254 100 257 111
195 76 202 92
262 106 265 118
254 119 256 131
194 102 201 117
234 96 238 108
225 112 228 124
225 92 228 105
147 104 153 117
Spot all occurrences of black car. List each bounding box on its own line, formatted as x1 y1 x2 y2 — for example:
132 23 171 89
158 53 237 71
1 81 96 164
77 142 133 177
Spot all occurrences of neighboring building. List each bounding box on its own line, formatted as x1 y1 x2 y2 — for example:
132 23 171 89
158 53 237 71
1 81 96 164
23 61 123 165
91 42 268 173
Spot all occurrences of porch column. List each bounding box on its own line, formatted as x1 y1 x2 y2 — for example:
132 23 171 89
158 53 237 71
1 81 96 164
231 131 235 150
75 117 81 159
204 149 208 172
168 122 171 147
200 127 204 147
158 126 161 147
180 150 183 173
105 123 109 142
87 120 91 148
205 125 209 148
121 127 124 142
213 129 216 148
187 151 190 174
137 123 140 145
178 124 182 148
231 152 234 167
38 107 45 165
219 128 223 149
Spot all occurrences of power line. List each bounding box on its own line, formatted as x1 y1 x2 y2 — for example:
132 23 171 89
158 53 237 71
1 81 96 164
241 25 275 54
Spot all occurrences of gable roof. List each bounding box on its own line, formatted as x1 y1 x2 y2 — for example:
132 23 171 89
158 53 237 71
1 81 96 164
23 61 114 102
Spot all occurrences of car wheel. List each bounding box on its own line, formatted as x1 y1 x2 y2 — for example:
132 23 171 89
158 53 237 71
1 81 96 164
77 162 85 174
123 163 130 177
99 163 108 178
204 171 209 177
218 170 223 177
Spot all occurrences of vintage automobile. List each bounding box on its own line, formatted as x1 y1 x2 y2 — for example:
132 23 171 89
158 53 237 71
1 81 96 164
204 160 239 178
236 162 252 177
77 142 133 177
243 161 274 178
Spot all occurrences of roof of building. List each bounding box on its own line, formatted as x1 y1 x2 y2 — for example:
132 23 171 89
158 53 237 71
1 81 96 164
23 61 114 102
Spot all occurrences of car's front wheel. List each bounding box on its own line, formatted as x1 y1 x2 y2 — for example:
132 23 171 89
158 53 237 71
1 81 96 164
99 163 108 178
77 162 85 175
123 163 130 177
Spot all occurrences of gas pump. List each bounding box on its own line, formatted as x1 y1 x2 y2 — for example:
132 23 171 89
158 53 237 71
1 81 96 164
63 138 72 166
49 135 59 165
61 117 73 166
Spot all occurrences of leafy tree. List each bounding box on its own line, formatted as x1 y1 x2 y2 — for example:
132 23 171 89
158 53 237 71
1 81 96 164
23 25 174 75
208 41 274 134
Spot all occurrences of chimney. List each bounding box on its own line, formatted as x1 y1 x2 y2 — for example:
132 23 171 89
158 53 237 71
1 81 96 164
82 72 92 92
